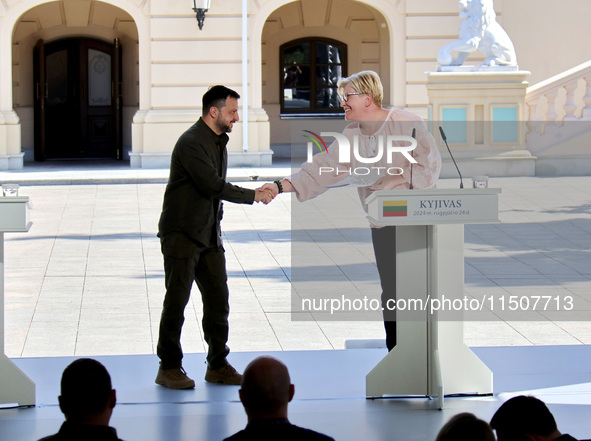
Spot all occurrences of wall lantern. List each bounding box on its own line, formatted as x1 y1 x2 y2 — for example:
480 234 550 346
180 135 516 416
192 0 211 30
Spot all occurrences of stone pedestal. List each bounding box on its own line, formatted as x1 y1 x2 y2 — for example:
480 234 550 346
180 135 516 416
427 70 535 178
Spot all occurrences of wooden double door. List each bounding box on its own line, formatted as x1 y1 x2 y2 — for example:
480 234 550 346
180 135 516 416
34 38 122 161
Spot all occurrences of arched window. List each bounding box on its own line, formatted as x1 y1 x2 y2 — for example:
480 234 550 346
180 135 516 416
281 38 347 115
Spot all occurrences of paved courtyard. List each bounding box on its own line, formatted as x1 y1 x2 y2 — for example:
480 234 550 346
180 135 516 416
2 164 591 360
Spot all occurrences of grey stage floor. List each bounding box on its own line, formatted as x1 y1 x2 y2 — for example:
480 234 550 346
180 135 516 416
1 346 590 441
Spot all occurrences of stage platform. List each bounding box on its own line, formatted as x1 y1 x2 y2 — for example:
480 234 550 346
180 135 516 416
1 346 590 441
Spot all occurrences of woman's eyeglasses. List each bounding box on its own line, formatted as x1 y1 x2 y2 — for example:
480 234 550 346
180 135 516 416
339 92 366 103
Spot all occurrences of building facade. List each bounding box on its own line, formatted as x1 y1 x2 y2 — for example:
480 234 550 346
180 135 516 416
1 0 591 171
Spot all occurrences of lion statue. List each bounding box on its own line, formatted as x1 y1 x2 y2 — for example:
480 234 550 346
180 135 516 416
438 0 517 67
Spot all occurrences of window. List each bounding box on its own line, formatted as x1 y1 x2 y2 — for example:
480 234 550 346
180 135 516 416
281 38 347 115
492 106 518 143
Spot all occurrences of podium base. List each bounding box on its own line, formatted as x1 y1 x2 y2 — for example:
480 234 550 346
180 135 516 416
0 354 36 406
366 321 430 398
365 225 493 407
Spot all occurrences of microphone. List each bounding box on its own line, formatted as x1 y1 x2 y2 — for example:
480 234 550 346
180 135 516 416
438 126 463 189
409 128 416 189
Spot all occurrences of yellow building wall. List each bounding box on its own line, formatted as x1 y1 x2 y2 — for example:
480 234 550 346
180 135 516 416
502 0 591 85
10 1 139 161
261 0 390 146
403 0 591 108
2 0 591 168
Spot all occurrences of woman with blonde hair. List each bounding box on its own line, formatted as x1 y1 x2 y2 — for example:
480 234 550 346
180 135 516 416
262 70 442 349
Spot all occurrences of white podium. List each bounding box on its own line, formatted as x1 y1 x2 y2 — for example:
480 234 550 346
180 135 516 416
0 196 35 406
364 188 500 408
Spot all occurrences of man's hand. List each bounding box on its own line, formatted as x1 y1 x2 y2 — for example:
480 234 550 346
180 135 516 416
368 175 406 191
255 188 274 205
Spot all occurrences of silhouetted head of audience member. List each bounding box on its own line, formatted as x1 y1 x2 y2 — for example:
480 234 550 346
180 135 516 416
436 412 495 441
490 395 562 441
58 358 117 426
238 356 295 421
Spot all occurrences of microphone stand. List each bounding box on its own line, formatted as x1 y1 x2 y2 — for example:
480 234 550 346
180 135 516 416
409 128 416 189
438 126 464 189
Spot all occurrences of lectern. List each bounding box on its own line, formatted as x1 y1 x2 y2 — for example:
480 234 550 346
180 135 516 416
364 188 500 408
0 196 35 406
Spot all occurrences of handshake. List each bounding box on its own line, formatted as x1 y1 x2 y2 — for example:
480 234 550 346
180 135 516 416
253 180 290 205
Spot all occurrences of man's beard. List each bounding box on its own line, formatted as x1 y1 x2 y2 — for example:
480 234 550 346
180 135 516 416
216 116 232 133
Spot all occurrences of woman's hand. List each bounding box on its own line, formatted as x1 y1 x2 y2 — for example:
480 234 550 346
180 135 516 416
259 179 292 196
368 174 405 191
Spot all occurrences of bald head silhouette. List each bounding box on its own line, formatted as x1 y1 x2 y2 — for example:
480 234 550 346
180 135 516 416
226 357 335 440
239 356 295 421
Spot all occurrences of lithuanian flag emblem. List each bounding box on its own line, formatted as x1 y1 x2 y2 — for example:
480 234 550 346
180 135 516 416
383 200 407 217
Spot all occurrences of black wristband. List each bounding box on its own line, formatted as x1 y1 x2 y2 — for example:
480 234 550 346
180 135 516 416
274 180 283 194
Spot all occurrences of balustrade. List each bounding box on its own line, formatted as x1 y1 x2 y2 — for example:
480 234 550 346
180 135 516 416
525 61 591 133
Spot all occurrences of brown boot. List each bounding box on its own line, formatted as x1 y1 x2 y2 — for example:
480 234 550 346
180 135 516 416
204 363 242 385
155 366 195 389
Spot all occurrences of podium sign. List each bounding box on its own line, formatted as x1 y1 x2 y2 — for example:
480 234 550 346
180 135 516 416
364 188 500 408
0 197 31 231
367 188 501 226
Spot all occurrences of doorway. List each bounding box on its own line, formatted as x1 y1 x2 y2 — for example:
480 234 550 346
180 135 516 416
34 37 122 161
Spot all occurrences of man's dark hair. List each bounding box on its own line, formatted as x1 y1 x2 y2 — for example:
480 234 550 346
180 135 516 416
437 413 495 441
59 358 112 418
202 85 240 116
490 395 558 441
